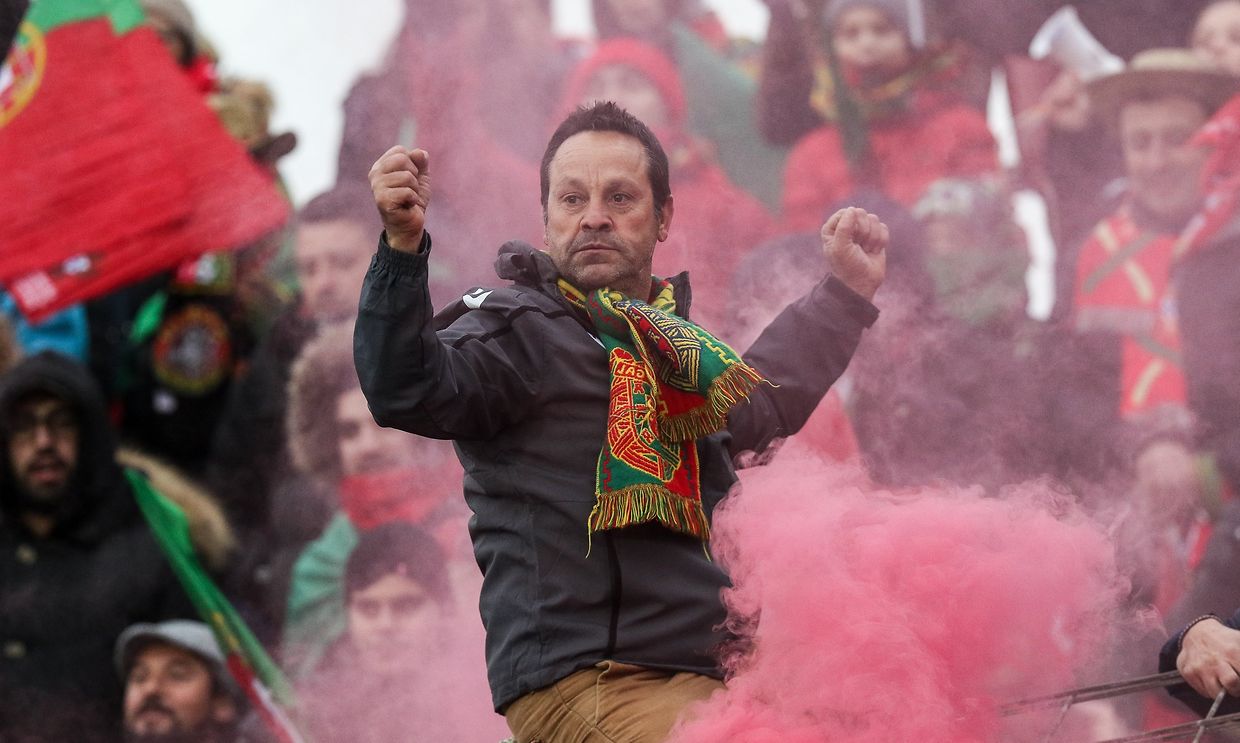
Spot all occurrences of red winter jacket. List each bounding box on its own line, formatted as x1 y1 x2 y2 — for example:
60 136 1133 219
781 90 998 232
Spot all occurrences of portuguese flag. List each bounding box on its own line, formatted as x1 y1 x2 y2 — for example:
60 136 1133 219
0 0 288 321
126 468 308 743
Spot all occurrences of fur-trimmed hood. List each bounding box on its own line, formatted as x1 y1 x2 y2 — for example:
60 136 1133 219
117 447 236 571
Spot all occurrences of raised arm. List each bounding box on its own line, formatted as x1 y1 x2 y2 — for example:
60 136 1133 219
353 147 545 440
728 207 886 457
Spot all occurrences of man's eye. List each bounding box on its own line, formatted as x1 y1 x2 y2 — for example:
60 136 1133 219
611 193 630 204
392 597 427 616
563 194 582 205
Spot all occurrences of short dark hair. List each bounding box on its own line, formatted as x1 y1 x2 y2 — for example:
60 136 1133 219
297 185 377 229
345 522 450 603
539 101 671 221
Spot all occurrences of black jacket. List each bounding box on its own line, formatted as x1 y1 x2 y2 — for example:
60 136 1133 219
354 234 877 711
0 352 189 741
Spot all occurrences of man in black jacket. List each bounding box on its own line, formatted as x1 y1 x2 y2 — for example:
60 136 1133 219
0 352 189 742
355 102 886 742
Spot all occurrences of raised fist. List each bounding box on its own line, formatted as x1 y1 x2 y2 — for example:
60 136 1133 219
369 146 431 253
821 207 888 302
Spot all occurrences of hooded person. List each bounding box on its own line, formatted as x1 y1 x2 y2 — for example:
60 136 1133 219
557 38 776 332
278 325 466 678
779 0 999 231
0 351 191 742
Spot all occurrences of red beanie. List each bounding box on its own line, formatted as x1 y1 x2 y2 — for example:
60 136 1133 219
557 38 687 128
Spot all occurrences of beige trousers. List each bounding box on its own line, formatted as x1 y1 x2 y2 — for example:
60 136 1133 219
504 661 725 743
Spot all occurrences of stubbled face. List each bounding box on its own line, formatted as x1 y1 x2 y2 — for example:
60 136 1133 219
294 219 372 325
1118 96 1209 226
831 5 912 76
123 644 233 740
7 395 79 506
348 572 440 676
1193 1 1240 75
335 388 425 478
543 130 673 299
582 65 671 131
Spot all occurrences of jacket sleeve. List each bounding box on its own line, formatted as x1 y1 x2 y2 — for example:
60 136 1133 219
1159 608 1240 717
727 274 878 458
353 233 546 440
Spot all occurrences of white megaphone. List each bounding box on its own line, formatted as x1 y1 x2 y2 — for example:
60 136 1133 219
1029 6 1124 81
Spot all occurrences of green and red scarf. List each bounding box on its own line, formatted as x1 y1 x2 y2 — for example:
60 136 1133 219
559 279 766 547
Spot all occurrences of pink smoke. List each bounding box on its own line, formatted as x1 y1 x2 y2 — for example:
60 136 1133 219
670 455 1130 743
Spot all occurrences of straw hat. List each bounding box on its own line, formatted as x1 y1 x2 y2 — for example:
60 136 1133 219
1089 48 1240 124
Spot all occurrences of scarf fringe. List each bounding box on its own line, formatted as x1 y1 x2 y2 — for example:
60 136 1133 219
588 484 711 542
660 362 766 442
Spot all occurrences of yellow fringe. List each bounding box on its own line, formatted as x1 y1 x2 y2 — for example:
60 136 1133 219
660 363 766 442
587 484 711 543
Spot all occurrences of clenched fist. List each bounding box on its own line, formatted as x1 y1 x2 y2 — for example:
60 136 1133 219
369 146 431 253
821 207 887 301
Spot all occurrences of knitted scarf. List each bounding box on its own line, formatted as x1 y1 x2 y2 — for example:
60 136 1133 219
810 41 967 168
558 278 765 545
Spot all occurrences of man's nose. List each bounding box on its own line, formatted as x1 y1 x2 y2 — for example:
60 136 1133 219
32 425 55 449
373 605 398 630
136 678 164 700
580 197 613 231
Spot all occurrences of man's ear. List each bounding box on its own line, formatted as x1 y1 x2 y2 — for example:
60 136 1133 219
657 194 674 242
211 695 238 724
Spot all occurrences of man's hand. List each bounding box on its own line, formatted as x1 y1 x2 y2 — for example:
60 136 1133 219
1178 618 1240 700
369 146 431 253
821 207 887 302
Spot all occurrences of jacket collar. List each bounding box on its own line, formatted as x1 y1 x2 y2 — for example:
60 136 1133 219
494 241 695 319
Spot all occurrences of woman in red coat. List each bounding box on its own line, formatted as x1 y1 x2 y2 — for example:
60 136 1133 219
780 0 999 232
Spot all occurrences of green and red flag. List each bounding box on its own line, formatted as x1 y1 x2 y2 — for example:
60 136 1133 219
125 468 308 743
0 0 288 321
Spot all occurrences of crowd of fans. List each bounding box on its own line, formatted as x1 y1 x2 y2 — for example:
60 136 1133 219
2 0 1239 740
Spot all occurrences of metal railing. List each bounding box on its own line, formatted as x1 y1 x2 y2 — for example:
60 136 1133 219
1003 672 1238 743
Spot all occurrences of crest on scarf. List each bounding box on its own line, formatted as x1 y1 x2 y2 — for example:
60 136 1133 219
604 348 683 482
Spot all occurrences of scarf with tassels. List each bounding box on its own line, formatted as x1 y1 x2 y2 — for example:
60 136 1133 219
558 278 766 547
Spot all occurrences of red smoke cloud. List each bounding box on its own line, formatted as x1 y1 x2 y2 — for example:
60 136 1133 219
671 455 1130 743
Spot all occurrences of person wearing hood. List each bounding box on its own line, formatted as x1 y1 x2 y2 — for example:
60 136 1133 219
278 325 466 677
779 0 999 232
0 352 191 742
559 39 776 332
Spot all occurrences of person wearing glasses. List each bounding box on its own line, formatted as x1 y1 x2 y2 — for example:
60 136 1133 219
0 352 190 742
